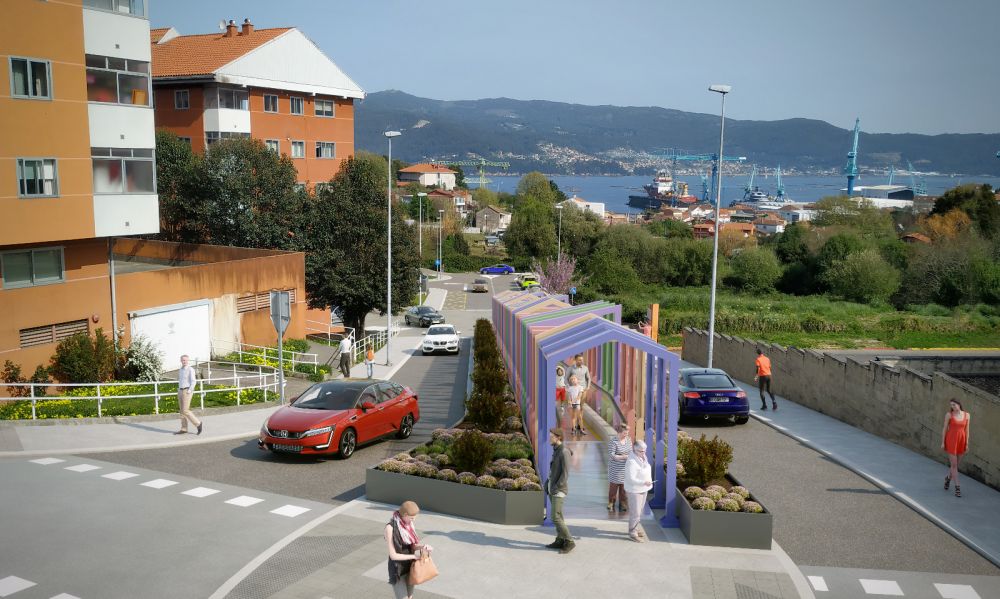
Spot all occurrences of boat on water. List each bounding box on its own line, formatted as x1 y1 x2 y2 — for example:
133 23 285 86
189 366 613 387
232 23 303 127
628 170 691 210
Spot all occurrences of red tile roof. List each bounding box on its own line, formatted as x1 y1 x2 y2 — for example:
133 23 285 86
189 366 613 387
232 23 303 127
399 163 456 174
151 27 292 78
150 27 171 44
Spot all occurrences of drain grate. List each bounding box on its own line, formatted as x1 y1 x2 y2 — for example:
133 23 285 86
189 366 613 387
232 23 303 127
225 534 376 599
691 567 799 599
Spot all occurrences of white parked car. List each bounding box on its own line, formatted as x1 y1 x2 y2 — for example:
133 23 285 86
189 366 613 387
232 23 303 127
422 324 460 355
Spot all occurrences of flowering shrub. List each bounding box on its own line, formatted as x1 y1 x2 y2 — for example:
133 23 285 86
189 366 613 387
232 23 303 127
437 469 459 482
676 461 686 478
435 453 451 467
496 478 517 491
521 481 542 491
692 497 716 510
413 463 438 478
475 475 498 488
683 486 705 500
378 459 406 473
723 493 745 507
514 458 533 469
458 472 477 485
400 463 419 475
741 501 764 514
716 498 740 512
514 476 532 490
730 486 750 500
705 484 727 496
704 488 724 502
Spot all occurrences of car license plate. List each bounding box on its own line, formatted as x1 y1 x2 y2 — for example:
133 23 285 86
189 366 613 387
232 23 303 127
709 398 729 403
272 443 302 453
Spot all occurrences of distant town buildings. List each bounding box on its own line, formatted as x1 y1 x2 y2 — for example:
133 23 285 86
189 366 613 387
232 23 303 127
428 188 474 220
476 205 512 234
398 163 457 190
560 195 606 219
149 19 364 188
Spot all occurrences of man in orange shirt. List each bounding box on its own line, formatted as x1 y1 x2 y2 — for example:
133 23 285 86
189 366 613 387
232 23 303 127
754 348 777 411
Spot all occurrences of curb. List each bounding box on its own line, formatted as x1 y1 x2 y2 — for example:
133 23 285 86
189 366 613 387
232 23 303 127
0 401 278 428
0 429 263 458
750 411 1000 569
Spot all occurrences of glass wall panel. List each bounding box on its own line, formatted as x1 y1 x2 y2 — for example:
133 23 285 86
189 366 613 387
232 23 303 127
125 160 154 193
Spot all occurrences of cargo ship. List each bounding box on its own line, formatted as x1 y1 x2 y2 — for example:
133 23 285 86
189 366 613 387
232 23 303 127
628 170 693 210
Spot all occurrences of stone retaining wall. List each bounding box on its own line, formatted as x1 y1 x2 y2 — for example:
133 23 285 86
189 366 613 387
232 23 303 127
682 328 1000 490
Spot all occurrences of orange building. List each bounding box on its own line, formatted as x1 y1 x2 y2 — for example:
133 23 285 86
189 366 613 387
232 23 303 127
1 2 322 384
150 19 365 187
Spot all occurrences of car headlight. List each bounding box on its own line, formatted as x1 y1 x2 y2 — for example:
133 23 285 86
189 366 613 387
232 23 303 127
303 425 334 437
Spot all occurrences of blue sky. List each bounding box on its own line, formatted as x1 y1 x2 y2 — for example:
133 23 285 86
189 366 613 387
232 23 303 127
151 0 1000 135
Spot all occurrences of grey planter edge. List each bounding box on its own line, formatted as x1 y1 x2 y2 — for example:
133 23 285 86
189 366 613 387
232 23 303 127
365 467 545 525
675 473 773 550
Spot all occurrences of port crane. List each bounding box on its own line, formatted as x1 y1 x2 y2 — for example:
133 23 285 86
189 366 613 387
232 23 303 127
886 165 895 186
844 118 860 196
742 164 758 201
651 149 748 202
775 165 785 199
430 158 511 189
907 161 927 196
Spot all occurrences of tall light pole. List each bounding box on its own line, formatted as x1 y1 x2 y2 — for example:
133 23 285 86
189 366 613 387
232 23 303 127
438 209 444 278
417 192 427 305
556 204 564 260
706 84 731 369
384 130 401 367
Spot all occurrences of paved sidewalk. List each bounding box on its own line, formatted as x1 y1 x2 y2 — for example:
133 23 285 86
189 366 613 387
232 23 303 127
708 361 1000 568
0 289 449 458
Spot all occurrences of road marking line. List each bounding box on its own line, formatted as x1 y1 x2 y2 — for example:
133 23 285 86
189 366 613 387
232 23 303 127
182 487 221 498
102 471 140 481
30 458 66 465
270 504 311 518
859 579 904 596
64 464 101 473
50 594 81 599
225 495 264 507
141 478 179 489
0 576 36 596
807 576 829 592
934 583 981 599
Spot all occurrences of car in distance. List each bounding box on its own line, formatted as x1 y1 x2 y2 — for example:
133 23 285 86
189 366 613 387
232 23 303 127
469 278 490 293
259 379 419 458
517 273 540 290
677 367 749 424
422 324 461 355
480 263 515 275
404 305 445 327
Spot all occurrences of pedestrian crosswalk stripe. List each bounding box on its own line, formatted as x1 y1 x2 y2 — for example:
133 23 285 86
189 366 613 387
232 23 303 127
64 464 101 473
0 575 36 596
226 495 264 507
270 504 311 518
860 579 904 596
182 487 221 498
140 478 179 489
102 471 140 481
807 576 828 592
934 583 982 599
50 594 81 599
30 458 65 466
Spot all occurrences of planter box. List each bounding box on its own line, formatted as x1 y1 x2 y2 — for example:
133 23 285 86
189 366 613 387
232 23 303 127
366 468 544 525
676 475 773 550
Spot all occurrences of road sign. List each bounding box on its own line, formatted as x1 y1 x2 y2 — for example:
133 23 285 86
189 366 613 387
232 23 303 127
270 291 291 336
569 287 577 295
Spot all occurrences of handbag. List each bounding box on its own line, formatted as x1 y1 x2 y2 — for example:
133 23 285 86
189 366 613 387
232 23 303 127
408 553 439 585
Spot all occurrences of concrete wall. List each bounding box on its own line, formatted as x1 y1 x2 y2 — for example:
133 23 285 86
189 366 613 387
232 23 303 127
682 328 1000 490
876 357 1000 376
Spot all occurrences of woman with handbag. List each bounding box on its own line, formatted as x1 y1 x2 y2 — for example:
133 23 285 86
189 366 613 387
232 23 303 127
385 501 435 598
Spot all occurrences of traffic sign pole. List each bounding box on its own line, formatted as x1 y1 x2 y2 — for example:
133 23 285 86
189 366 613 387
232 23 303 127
270 291 291 403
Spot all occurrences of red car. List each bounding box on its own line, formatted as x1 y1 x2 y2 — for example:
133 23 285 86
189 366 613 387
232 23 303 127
258 379 419 458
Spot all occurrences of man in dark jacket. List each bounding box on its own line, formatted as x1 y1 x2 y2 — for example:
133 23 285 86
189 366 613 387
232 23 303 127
545 427 574 553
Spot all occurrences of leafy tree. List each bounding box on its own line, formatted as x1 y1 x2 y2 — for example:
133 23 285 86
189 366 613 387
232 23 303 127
645 219 693 239
406 185 433 221
773 223 810 264
897 233 996 307
812 195 895 239
558 204 604 259
777 259 822 296
653 239 714 286
718 227 758 257
472 187 499 210
817 233 865 274
919 209 972 241
515 172 557 204
451 231 470 256
549 180 568 202
823 250 901 305
155 130 204 243
930 184 998 239
306 153 420 334
584 247 642 295
50 329 117 383
725 248 781 293
447 164 467 188
504 196 557 260
531 254 579 295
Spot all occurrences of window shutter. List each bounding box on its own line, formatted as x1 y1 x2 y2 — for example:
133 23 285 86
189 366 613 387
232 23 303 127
20 319 88 347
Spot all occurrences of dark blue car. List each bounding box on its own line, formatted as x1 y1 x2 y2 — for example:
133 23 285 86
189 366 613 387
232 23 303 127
480 264 515 275
678 368 749 424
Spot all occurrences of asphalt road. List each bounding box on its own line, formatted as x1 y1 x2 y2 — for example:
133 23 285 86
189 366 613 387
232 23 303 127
682 417 1000 576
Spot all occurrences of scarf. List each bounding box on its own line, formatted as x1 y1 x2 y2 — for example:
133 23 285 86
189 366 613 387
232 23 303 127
393 511 419 546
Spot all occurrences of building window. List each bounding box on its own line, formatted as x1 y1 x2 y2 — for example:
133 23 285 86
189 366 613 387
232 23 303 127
19 319 89 348
290 97 304 115
91 148 154 194
16 158 59 197
85 54 149 105
217 88 248 110
314 99 334 117
315 142 335 159
83 0 147 17
205 131 250 148
174 89 189 109
2 247 64 289
263 94 278 113
265 139 280 153
291 141 305 158
9 57 51 100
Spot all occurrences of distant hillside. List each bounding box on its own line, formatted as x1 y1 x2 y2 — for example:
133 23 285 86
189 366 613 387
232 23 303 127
354 91 1000 176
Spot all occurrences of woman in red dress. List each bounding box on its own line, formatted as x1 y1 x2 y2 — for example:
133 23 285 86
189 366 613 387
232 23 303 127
941 398 971 498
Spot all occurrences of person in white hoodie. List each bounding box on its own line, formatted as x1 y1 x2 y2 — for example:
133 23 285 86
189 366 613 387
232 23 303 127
624 439 653 542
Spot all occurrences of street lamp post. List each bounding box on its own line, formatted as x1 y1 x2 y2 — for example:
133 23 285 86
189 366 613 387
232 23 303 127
417 192 427 305
556 204 564 260
706 84 731 369
384 131 401 367
438 209 444 278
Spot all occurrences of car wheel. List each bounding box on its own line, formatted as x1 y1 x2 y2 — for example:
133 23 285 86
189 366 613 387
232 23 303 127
734 415 749 425
338 428 357 459
397 414 414 439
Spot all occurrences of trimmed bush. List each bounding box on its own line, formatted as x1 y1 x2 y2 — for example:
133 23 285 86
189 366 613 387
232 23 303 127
704 488 724 501
716 498 740 512
450 430 495 475
457 472 477 485
679 434 734 486
50 328 116 384
521 481 542 492
514 476 532 490
437 469 459 482
692 497 716 510
475 475 498 488
723 493 746 507
742 501 764 514
683 486 705 500
705 484 727 496
496 478 517 491
730 486 750 499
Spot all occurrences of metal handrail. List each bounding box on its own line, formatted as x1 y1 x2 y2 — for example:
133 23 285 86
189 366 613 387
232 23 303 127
0 359 281 420
211 338 318 373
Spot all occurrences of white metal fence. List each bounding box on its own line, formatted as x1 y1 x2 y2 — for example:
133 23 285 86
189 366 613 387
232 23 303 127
0 359 281 420
211 338 319 373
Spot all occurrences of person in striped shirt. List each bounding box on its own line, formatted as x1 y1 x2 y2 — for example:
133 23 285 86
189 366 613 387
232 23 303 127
607 423 630 512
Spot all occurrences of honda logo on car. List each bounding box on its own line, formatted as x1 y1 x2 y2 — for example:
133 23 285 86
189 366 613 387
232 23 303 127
276 430 289 438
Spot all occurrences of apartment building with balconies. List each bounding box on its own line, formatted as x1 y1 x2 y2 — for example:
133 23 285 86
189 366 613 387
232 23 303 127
150 19 365 188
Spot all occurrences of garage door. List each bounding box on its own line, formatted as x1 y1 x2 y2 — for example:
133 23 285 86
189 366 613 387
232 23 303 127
130 302 211 366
